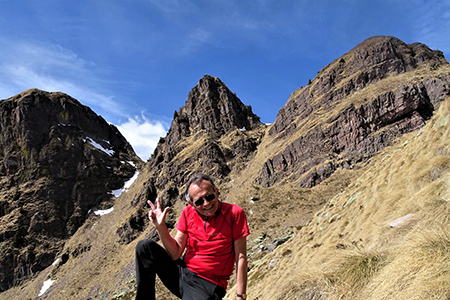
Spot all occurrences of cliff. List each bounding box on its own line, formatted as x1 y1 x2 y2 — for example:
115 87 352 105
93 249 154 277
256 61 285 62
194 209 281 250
0 89 142 291
257 36 450 188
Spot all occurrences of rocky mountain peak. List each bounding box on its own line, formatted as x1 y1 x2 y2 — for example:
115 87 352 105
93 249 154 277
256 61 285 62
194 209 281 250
0 89 141 291
258 36 450 188
166 75 261 147
138 75 265 216
270 36 448 137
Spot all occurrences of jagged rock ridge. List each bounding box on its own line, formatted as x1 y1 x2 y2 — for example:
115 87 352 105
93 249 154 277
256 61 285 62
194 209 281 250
115 75 265 244
0 89 141 291
148 75 263 191
257 36 450 188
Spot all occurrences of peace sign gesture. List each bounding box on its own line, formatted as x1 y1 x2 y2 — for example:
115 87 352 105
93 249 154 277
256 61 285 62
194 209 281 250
147 198 170 229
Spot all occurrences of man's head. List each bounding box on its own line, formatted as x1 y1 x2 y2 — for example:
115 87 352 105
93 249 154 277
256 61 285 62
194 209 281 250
185 173 219 217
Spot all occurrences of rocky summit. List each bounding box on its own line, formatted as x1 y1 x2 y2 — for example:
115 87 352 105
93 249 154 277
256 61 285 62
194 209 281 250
147 74 264 189
116 75 266 245
0 89 141 292
258 36 450 188
1 36 450 300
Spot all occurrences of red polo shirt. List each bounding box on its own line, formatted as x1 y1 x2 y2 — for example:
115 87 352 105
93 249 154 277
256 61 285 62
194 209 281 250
176 201 249 289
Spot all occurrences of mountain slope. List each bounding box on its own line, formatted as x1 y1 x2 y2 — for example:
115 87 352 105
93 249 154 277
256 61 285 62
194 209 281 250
0 89 141 292
257 36 449 188
1 36 450 300
230 95 450 300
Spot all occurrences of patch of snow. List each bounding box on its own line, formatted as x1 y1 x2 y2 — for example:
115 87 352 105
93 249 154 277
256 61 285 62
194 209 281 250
269 259 278 267
239 127 246 131
111 189 123 197
110 171 139 197
52 258 60 266
124 171 138 189
85 137 114 156
94 207 114 216
128 161 136 167
38 279 55 297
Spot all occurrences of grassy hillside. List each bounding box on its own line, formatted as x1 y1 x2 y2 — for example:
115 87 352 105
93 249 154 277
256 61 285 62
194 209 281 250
225 97 450 299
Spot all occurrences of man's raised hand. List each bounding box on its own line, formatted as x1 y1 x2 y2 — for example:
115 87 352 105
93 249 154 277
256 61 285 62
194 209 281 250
147 198 170 229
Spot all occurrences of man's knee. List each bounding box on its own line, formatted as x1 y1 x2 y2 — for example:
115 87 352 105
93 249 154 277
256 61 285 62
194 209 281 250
136 239 162 258
136 239 154 254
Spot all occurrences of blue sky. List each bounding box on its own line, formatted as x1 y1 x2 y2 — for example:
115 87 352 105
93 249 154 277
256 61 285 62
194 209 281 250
0 0 449 160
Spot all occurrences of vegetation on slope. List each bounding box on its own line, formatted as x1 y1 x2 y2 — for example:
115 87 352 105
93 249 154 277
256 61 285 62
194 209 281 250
226 97 450 300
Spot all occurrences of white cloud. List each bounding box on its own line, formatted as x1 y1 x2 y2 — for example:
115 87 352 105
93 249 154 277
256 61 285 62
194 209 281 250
0 39 123 116
116 115 168 161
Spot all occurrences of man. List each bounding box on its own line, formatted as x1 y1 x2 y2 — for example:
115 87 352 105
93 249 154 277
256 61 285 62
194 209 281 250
135 173 249 300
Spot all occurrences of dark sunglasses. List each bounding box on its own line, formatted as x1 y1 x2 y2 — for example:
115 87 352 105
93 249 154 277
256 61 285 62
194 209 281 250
194 193 216 206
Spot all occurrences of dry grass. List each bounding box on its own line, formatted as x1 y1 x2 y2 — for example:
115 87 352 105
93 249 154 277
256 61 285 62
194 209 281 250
357 224 450 300
225 98 450 300
324 250 388 297
3 66 450 300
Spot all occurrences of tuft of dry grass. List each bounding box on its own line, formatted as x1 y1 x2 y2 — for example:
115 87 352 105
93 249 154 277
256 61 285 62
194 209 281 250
326 251 387 292
356 224 450 300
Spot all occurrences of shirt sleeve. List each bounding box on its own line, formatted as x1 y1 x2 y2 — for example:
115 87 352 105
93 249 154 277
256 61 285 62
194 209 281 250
232 205 250 241
176 207 188 234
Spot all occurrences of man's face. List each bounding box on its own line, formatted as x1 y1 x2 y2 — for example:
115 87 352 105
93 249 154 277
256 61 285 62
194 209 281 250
188 179 219 217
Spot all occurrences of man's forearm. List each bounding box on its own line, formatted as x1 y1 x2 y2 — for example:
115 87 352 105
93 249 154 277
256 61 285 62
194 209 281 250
236 254 248 296
156 224 182 260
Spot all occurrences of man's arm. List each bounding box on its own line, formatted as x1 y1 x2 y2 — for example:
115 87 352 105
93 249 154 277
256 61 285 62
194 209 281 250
234 236 247 299
156 226 187 260
148 198 187 260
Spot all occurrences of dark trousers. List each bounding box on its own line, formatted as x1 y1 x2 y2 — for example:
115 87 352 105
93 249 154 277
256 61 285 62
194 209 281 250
135 239 226 300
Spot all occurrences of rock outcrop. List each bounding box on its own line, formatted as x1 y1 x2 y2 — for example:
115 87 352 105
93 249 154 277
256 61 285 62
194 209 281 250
0 89 141 291
116 75 265 244
146 75 264 193
257 36 450 187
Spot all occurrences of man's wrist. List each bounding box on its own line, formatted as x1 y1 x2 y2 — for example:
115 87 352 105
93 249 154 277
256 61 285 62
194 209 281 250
237 294 247 299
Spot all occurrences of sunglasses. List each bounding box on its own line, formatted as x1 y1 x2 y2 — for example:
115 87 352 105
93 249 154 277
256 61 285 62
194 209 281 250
194 193 216 206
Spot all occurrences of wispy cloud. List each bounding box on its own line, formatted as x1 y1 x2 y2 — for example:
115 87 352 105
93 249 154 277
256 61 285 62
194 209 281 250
147 0 196 13
0 38 122 115
176 28 212 56
0 37 168 159
144 0 281 57
410 1 450 54
116 114 168 161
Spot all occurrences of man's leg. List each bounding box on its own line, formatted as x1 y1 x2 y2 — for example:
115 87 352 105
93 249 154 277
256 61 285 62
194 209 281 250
180 268 226 300
135 239 183 300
